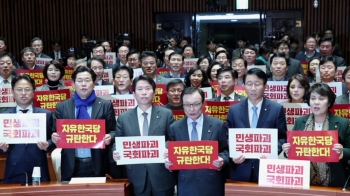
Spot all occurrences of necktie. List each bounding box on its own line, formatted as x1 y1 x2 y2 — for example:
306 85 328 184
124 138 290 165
142 112 149 136
56 52 59 59
223 96 231 101
20 109 29 113
3 80 8 84
252 106 258 128
191 122 198 141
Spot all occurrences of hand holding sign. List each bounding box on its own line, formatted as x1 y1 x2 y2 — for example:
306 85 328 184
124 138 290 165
333 143 343 159
113 151 121 161
282 142 291 155
103 134 112 145
0 142 9 151
232 154 245 164
51 132 61 144
212 157 224 169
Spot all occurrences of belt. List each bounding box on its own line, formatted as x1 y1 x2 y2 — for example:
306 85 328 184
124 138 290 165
75 157 92 162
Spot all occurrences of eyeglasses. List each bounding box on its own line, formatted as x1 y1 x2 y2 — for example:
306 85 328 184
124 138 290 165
168 88 183 94
183 102 201 109
15 88 32 93
119 50 128 54
32 44 42 48
245 82 263 88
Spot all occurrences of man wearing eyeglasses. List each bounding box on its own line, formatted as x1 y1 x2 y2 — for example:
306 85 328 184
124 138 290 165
112 66 133 95
140 51 169 84
51 66 116 181
164 79 185 110
215 51 230 67
165 87 228 196
226 68 287 182
211 66 246 101
92 44 116 69
161 51 186 78
0 74 54 184
87 57 112 86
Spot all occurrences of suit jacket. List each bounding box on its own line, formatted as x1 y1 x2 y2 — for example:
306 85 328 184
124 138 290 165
206 51 215 61
53 97 116 181
266 58 303 78
335 93 349 104
210 94 246 101
232 48 242 58
155 75 170 84
1 107 53 184
267 76 290 81
116 106 175 194
101 80 113 85
292 113 350 187
17 65 43 70
168 115 228 196
160 72 186 78
36 82 70 91
46 51 68 60
295 50 321 62
37 53 51 59
226 98 287 182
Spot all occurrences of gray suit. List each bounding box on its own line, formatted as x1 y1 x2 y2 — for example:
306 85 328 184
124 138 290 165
116 106 175 194
210 94 246 101
160 72 186 78
155 75 170 84
38 53 51 59
335 94 349 104
36 82 69 91
266 58 303 78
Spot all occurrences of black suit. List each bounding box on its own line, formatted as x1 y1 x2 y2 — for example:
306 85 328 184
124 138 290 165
53 97 116 181
46 51 68 60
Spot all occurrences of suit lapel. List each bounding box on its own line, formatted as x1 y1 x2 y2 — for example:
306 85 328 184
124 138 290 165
240 100 250 128
128 108 141 136
257 99 270 128
178 117 190 141
7 107 16 113
201 115 213 140
328 114 340 130
148 107 160 136
65 98 76 119
91 98 102 119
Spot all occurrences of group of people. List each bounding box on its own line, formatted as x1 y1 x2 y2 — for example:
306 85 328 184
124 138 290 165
0 29 349 196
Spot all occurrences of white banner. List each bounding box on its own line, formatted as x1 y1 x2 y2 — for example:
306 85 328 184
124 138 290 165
94 85 114 96
229 128 278 159
102 69 113 83
115 136 166 165
264 81 288 101
0 113 47 144
259 159 310 189
133 68 144 79
0 84 16 107
35 57 52 67
99 94 136 116
201 87 213 100
183 58 198 71
280 103 311 130
104 52 116 65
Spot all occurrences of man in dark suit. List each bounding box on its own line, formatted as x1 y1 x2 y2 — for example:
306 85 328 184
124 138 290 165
17 47 43 70
46 38 68 60
165 87 228 196
267 52 290 81
141 51 169 84
232 37 247 58
266 40 303 78
92 44 116 69
51 66 116 181
206 38 216 61
112 65 133 95
0 74 54 184
87 57 113 86
30 37 51 59
0 37 19 68
0 52 16 113
113 75 175 196
160 51 186 78
163 79 185 110
211 66 246 101
226 68 287 182
319 36 346 67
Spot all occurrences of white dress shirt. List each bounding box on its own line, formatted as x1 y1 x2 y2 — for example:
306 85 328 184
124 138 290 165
220 92 236 101
187 114 204 141
16 105 33 113
137 106 152 136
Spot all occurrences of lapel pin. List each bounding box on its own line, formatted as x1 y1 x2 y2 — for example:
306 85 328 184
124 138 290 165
156 116 159 119
264 108 267 111
208 130 211 133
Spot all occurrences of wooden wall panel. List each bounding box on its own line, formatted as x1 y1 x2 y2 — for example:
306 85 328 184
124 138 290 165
0 0 349 64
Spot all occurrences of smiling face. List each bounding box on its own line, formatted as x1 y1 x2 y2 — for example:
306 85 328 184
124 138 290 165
190 70 204 87
113 69 132 94
309 59 320 76
289 79 305 103
309 91 329 117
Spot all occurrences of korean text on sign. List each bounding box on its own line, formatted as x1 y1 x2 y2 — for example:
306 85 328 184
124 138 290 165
229 128 278 159
259 159 310 189
168 140 218 170
0 113 47 144
33 89 70 111
115 136 166 165
56 119 106 149
287 130 338 162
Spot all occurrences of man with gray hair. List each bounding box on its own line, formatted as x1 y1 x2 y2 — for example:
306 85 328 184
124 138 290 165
31 37 51 58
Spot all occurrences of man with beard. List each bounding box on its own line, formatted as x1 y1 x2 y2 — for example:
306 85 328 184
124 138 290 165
161 51 186 78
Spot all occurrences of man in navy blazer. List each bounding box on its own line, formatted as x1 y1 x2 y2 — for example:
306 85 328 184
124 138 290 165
0 74 53 184
165 87 228 196
226 68 287 182
87 56 113 86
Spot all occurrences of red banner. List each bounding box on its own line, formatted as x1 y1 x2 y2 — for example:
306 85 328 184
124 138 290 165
33 89 70 111
203 100 238 122
156 68 185 75
172 110 186 121
62 67 74 80
287 130 339 162
300 61 308 76
209 81 219 96
234 86 247 97
168 140 218 170
56 119 106 149
153 84 168 106
16 70 45 87
330 104 350 119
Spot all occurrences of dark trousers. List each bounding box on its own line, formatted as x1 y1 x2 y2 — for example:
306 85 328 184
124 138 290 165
134 172 174 196
109 163 127 179
72 159 97 178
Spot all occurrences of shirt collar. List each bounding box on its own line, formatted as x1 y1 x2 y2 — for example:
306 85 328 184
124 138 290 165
220 92 235 101
137 106 152 117
247 98 263 110
16 105 33 113
187 113 203 126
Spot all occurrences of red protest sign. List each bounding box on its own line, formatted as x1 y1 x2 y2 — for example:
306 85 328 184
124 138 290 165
56 119 106 149
172 110 186 121
33 89 70 111
209 81 219 96
153 84 167 106
63 67 74 80
16 70 46 87
330 104 350 119
234 86 247 97
287 130 338 162
203 100 238 122
168 140 218 170
300 61 308 76
156 67 185 75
